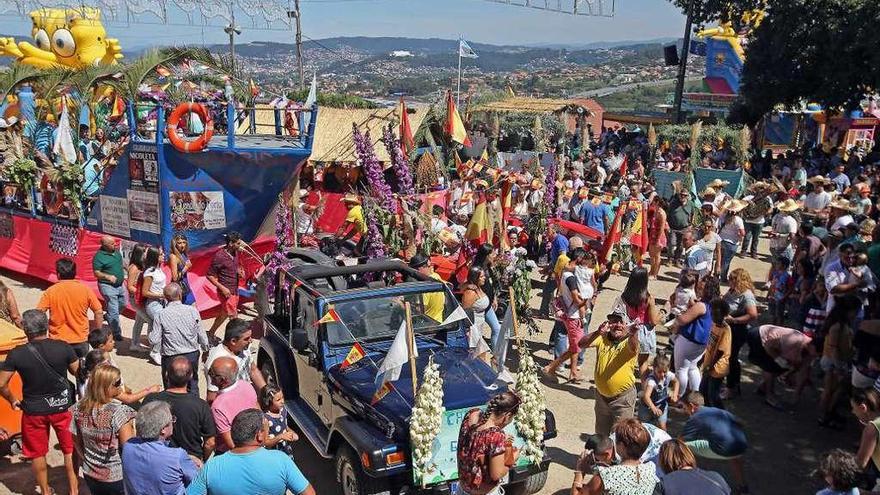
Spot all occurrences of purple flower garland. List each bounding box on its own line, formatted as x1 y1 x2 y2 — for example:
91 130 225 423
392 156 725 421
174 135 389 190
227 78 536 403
383 124 414 196
353 124 395 211
544 158 558 219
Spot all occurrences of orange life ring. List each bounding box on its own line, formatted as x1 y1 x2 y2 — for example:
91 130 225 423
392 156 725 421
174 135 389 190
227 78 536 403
166 103 214 153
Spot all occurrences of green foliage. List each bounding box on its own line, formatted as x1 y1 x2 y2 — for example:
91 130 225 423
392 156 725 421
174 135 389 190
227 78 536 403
45 162 85 216
657 122 749 165
4 158 38 191
667 0 880 124
286 89 377 109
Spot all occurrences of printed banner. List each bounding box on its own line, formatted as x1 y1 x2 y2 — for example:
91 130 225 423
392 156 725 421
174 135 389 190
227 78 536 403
0 212 13 239
49 223 79 257
128 143 159 192
127 189 160 233
170 191 227 231
414 406 532 486
99 195 131 238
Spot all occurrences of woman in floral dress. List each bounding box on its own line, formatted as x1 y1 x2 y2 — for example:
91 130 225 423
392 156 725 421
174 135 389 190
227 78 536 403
457 391 521 495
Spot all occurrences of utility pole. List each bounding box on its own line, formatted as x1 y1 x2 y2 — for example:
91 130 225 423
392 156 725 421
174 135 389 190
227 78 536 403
673 0 694 124
288 2 304 91
224 5 241 73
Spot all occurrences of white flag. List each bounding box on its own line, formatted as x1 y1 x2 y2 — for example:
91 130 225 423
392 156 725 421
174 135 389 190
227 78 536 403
304 72 317 108
459 39 478 59
493 305 514 366
54 97 77 164
375 321 416 385
441 305 469 326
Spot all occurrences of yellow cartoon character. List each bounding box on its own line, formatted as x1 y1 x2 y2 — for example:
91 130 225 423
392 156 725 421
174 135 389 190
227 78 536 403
0 7 122 69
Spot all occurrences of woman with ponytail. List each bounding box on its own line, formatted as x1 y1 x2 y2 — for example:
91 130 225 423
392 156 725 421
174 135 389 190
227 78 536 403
457 391 522 494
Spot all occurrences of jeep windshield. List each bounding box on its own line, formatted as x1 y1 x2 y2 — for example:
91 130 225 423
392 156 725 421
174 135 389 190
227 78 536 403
324 289 462 346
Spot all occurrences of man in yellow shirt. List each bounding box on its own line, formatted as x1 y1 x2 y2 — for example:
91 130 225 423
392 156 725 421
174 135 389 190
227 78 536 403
578 306 639 436
335 194 367 254
409 253 445 322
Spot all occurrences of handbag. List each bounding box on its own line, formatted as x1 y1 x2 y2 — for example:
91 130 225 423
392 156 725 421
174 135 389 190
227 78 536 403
20 344 76 415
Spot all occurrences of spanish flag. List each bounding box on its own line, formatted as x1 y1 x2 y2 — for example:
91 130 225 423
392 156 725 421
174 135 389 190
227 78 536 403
340 342 366 370
249 79 260 98
600 203 626 264
316 306 341 325
628 201 649 261
110 95 126 120
465 193 489 245
371 381 394 405
156 66 171 77
446 90 472 147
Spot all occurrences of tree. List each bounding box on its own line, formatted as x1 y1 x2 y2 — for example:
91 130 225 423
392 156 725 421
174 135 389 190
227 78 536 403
669 0 880 124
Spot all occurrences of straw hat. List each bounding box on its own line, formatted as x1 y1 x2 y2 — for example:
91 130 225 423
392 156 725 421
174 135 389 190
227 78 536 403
342 193 361 205
776 198 801 213
807 175 829 185
830 198 856 212
860 219 876 236
700 187 717 198
749 181 770 192
530 179 542 190
708 179 730 189
722 199 748 213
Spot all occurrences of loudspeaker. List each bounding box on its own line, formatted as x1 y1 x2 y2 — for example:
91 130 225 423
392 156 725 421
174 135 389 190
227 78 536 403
664 44 680 66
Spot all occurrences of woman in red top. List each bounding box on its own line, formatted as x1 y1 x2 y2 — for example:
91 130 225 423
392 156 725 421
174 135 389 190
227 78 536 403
457 391 521 495
647 195 669 279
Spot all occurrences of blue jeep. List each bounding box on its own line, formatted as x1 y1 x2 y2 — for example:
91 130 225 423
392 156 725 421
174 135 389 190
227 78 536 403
258 254 555 495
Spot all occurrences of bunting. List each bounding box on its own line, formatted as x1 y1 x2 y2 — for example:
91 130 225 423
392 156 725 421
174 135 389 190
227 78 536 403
316 306 341 325
340 342 366 370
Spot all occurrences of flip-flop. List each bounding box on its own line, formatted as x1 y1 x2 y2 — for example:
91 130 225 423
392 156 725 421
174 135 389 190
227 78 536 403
540 368 559 383
567 377 584 384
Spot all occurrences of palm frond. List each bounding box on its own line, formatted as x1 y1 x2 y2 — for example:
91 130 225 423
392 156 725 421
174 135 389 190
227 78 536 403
0 64 43 101
65 64 121 108
116 47 191 101
172 46 248 101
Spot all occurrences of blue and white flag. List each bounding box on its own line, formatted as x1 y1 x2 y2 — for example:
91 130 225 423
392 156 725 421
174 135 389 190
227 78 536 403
459 39 478 59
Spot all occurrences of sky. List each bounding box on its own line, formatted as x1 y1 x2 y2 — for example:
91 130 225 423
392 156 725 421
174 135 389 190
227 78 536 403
0 0 686 49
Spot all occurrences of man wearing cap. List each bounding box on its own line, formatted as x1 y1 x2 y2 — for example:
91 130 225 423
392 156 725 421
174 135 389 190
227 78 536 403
335 194 367 251
409 254 445 322
577 308 639 437
295 189 322 248
540 224 569 318
708 179 731 209
769 199 800 261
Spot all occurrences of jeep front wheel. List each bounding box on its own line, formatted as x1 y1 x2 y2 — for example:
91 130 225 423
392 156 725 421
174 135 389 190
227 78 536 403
335 446 390 495
505 469 549 495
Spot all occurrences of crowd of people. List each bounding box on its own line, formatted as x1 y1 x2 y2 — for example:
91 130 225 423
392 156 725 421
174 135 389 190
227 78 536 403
0 119 878 495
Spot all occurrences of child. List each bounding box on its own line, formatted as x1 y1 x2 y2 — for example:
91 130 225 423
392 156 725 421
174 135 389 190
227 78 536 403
814 449 860 495
259 385 299 455
802 276 828 340
791 258 816 325
700 298 732 408
668 270 698 318
638 354 679 431
850 252 876 309
767 256 793 325
819 295 860 428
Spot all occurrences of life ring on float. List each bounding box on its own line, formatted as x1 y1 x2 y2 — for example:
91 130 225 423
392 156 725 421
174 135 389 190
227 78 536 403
39 174 64 215
166 103 214 153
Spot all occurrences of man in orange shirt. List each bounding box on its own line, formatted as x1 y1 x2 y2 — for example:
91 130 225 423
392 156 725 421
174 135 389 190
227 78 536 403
37 259 103 358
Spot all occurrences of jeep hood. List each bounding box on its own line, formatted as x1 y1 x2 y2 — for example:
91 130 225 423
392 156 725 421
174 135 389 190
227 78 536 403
328 346 506 439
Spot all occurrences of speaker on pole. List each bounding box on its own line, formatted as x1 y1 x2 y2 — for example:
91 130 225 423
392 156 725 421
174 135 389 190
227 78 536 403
664 44 680 66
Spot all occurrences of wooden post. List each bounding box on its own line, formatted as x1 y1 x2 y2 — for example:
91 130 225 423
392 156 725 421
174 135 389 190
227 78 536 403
404 302 418 397
508 287 520 341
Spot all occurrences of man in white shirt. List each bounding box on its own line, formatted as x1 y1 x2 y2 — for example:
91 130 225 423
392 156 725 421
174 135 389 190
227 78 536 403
769 199 800 261
829 200 856 232
824 243 866 313
804 177 833 213
204 319 265 403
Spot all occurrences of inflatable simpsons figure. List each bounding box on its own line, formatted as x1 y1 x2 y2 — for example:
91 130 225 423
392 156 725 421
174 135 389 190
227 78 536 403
0 7 122 69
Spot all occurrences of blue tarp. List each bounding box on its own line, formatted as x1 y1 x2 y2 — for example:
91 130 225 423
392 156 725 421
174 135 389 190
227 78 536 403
653 167 746 200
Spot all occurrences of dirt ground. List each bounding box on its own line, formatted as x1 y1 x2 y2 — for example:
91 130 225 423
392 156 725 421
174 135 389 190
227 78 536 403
0 234 857 495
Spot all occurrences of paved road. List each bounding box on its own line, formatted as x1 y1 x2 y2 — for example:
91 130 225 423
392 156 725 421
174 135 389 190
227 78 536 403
0 233 859 494
571 76 701 98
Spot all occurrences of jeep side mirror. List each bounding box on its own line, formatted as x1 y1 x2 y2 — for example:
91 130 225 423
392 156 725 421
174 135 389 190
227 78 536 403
291 328 309 352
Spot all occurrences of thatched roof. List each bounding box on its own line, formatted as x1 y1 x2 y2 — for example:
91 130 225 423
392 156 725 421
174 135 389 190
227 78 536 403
472 97 593 115
309 107 429 163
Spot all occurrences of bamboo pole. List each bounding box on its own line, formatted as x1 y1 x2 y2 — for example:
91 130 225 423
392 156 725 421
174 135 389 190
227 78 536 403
508 287 520 342
404 302 418 397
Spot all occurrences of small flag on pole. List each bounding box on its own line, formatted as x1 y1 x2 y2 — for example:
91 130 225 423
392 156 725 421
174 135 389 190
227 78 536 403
459 39 479 59
340 342 366 370
304 72 317 108
249 79 260 97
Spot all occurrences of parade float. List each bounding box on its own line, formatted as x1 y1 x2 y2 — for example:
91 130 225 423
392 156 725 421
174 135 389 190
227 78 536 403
0 9 317 312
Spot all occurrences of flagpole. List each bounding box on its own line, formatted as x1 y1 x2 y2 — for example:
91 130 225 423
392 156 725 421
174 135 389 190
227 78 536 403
508 287 519 341
404 302 418 397
456 36 462 109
